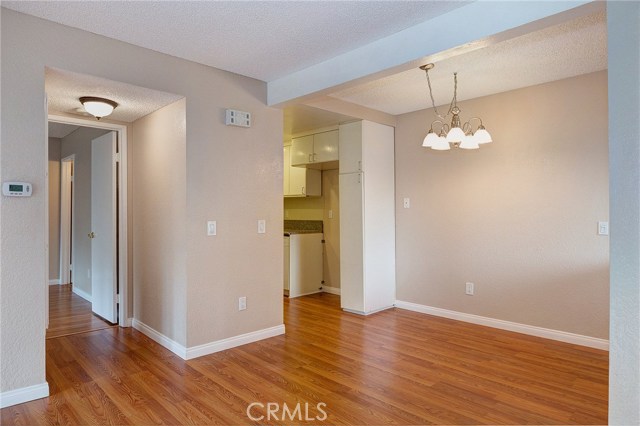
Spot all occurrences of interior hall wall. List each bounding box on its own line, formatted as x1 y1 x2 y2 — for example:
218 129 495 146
132 99 187 345
394 71 609 339
48 137 61 282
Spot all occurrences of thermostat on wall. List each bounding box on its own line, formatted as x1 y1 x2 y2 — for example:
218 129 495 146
2 182 32 197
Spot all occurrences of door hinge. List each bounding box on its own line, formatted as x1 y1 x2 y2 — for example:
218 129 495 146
114 153 121 163
117 293 122 304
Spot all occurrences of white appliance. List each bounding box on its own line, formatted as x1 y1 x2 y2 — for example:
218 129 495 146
284 233 323 298
339 120 396 315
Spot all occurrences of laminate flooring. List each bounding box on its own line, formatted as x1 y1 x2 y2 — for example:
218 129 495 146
1 293 608 425
46 284 114 339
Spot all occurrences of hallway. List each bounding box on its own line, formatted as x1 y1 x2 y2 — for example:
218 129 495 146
47 284 114 339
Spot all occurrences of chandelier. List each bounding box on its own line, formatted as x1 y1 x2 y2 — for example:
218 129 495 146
420 63 492 150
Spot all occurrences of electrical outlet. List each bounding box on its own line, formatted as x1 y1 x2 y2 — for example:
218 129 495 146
465 282 475 295
257 219 266 234
403 198 411 209
238 296 247 311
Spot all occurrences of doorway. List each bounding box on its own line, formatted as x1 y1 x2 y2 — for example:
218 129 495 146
47 115 129 334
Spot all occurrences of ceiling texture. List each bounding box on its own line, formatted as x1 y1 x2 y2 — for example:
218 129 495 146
4 1 607 128
46 67 184 123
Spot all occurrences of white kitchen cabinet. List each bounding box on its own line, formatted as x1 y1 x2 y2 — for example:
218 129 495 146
291 130 339 167
286 233 324 298
339 120 396 315
284 145 321 197
290 135 314 166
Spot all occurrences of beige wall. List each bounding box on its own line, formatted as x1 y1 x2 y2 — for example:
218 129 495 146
48 137 61 281
132 99 187 345
284 196 324 220
59 127 110 296
322 170 340 289
1 8 283 394
395 71 609 339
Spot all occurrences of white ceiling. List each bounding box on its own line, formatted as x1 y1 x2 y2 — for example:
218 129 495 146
283 105 357 140
46 67 184 123
3 1 469 82
7 2 607 130
328 10 607 115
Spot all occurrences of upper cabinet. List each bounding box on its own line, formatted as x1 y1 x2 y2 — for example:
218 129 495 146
284 145 321 197
291 130 339 169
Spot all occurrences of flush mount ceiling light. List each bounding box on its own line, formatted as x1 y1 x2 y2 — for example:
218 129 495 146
79 96 118 120
420 63 492 151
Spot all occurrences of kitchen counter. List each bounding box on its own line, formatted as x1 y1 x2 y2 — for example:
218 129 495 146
284 230 323 236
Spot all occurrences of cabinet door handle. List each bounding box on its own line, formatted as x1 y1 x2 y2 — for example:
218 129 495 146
302 186 305 195
308 153 313 163
358 160 362 171
313 153 317 161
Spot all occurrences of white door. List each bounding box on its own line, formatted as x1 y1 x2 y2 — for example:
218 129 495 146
91 131 117 323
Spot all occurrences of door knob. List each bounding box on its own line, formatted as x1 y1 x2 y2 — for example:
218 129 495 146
88 232 95 239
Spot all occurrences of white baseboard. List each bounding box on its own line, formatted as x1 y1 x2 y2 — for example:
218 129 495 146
132 319 187 359
132 319 286 361
322 285 341 295
0 382 49 409
72 286 92 303
186 324 286 360
48 279 60 285
395 300 609 351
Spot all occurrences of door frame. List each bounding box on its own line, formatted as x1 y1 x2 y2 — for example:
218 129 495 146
59 155 75 285
48 114 129 327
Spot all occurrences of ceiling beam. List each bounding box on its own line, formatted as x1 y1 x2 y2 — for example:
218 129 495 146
268 1 601 106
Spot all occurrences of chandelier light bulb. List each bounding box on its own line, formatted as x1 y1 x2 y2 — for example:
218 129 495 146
445 126 466 144
459 132 480 150
431 134 450 151
473 127 493 144
422 129 439 147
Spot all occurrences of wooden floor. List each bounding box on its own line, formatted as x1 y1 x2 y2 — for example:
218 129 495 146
46 284 114 339
2 293 608 425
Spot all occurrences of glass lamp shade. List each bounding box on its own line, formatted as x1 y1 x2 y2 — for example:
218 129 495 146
80 97 117 119
431 135 450 151
422 130 439 147
446 126 466 143
473 127 492 144
459 133 480 150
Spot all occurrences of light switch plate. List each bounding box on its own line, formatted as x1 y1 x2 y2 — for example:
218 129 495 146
258 219 266 234
598 221 609 236
207 221 217 236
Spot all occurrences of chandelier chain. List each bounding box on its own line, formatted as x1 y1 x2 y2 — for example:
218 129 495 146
424 67 457 121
